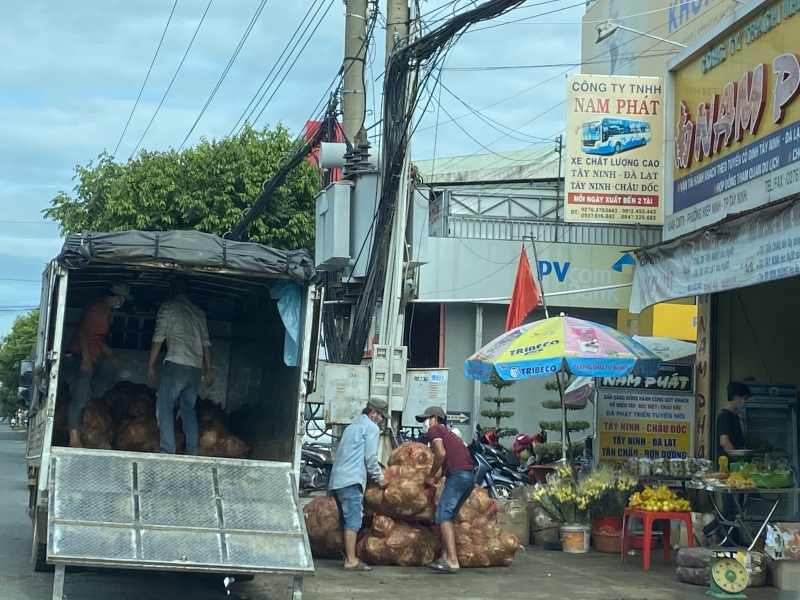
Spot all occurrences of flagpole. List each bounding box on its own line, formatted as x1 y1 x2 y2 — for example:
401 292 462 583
525 235 569 462
527 237 549 320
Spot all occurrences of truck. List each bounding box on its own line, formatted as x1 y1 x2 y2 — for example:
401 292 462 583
25 230 321 600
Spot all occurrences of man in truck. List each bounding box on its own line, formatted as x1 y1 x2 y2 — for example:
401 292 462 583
60 282 131 448
147 277 214 455
328 399 389 571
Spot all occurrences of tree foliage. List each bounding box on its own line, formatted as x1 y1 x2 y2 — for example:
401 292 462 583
44 124 321 252
482 369 517 439
0 310 38 417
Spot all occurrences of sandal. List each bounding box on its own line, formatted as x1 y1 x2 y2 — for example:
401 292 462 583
426 558 458 574
343 560 372 572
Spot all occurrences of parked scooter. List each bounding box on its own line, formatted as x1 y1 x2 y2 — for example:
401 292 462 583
469 440 524 499
299 442 333 497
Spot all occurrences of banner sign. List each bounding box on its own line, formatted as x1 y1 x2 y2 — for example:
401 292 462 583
599 363 695 393
667 0 800 239
597 390 694 462
565 74 664 225
597 389 695 461
630 198 800 313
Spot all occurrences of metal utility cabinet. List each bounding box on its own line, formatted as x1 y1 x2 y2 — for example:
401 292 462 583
25 231 320 600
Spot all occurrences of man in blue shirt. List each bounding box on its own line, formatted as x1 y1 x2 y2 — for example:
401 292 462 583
328 399 389 571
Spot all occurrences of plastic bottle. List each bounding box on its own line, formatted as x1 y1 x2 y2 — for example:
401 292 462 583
718 455 729 475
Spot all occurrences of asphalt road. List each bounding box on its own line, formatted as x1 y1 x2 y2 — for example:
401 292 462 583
0 426 292 600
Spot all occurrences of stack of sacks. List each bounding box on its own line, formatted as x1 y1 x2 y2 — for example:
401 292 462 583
52 382 248 458
303 442 521 568
303 496 344 558
356 515 440 566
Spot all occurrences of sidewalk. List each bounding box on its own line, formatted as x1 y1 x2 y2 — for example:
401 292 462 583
240 545 788 600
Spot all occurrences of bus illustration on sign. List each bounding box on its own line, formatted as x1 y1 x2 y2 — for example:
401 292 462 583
581 118 651 155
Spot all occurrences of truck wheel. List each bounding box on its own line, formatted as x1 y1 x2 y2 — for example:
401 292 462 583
31 510 52 572
33 540 51 572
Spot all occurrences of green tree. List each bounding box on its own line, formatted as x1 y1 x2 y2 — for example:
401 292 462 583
480 371 518 440
537 378 591 463
0 310 39 417
44 124 321 252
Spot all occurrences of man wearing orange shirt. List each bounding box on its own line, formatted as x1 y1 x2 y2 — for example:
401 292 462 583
60 283 131 447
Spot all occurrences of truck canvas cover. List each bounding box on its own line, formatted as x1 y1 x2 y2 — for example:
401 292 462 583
48 448 314 575
57 230 316 284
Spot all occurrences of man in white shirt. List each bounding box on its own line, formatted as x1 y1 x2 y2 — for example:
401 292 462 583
147 277 214 455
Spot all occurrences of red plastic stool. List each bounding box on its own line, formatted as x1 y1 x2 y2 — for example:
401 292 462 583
620 508 693 570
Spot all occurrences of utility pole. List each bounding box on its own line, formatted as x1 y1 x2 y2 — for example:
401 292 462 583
385 0 410 66
554 134 564 241
342 0 369 146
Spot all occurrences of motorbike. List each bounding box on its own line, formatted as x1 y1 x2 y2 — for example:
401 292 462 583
469 440 524 499
299 442 333 497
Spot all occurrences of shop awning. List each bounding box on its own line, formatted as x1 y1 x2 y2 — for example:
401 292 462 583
632 336 695 363
629 195 800 314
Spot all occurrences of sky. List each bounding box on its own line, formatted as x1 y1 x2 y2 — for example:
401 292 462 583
0 0 586 338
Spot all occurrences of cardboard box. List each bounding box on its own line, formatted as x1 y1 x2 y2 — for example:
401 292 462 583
769 557 800 590
496 499 530 545
765 523 800 561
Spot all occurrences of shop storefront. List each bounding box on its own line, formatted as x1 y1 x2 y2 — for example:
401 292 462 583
630 0 800 523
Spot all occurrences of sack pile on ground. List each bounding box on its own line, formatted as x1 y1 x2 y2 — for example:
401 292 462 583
303 496 344 558
53 382 249 458
453 516 520 567
356 515 440 566
304 441 520 568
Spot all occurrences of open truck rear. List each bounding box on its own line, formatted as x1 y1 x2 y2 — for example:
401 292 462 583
25 231 320 600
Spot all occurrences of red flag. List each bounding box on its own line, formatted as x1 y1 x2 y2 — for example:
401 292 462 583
505 246 541 331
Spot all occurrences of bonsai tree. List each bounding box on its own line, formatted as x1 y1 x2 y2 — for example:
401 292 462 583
481 371 518 440
538 378 590 462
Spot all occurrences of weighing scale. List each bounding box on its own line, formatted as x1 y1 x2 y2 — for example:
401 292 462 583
707 551 749 599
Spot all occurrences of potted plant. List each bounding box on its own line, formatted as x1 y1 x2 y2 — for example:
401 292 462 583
531 465 591 553
580 468 638 554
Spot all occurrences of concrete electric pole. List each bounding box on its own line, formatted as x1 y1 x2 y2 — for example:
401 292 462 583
385 0 409 66
342 0 369 146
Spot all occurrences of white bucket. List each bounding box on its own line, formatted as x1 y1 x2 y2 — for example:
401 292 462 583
560 524 591 554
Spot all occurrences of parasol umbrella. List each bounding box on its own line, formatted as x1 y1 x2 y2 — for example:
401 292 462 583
465 314 662 459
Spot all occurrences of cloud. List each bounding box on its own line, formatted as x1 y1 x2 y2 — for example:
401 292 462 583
0 0 584 338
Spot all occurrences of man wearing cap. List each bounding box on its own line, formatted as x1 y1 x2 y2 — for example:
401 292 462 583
328 399 389 571
148 277 214 456
61 283 131 448
416 406 476 574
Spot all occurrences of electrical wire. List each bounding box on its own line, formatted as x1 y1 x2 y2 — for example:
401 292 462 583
178 0 271 151
129 0 215 159
113 0 179 158
343 0 530 365
210 0 334 165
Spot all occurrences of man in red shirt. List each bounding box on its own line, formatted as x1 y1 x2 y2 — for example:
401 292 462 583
61 283 131 447
416 406 476 574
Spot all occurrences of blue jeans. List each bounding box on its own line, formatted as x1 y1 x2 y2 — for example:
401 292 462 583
332 484 364 532
156 361 201 455
60 354 93 430
436 470 476 524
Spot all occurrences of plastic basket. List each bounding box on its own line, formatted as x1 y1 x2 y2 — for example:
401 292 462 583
592 529 622 554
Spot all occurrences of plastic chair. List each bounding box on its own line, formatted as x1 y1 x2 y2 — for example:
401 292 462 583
621 508 693 570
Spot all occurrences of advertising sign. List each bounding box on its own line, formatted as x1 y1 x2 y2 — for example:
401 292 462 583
630 198 800 313
695 295 712 458
565 74 664 224
597 364 696 462
419 238 637 310
667 0 800 239
582 0 735 78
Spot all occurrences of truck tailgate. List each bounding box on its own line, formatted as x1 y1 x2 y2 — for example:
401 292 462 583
47 447 314 576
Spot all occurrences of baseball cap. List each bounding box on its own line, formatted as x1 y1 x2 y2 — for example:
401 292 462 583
415 406 446 423
366 398 390 419
111 282 133 300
